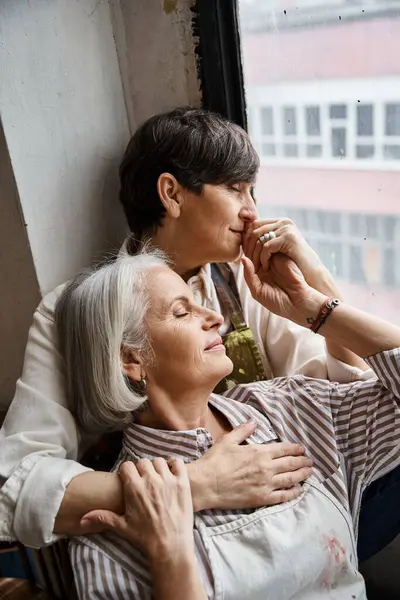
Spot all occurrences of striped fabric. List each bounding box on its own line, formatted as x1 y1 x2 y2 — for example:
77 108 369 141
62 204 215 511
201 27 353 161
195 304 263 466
70 348 400 600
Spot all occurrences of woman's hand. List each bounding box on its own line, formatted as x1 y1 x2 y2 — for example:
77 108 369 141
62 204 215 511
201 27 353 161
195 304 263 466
242 251 324 326
80 458 194 562
243 218 322 282
188 421 313 511
243 218 342 299
243 218 369 370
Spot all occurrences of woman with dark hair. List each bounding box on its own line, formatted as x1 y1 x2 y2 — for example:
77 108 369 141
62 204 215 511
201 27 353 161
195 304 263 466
0 109 395 564
55 248 400 599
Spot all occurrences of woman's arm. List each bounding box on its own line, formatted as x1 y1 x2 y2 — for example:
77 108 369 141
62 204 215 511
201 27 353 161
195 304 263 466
150 552 207 600
85 459 207 600
63 424 311 536
70 459 207 600
0 289 94 547
309 300 400 357
242 253 400 358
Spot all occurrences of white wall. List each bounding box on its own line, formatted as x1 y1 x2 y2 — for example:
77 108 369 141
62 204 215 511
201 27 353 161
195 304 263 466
0 0 129 296
110 0 201 130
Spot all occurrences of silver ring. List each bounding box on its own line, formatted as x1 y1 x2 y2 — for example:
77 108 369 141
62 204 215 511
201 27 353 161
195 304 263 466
259 231 276 245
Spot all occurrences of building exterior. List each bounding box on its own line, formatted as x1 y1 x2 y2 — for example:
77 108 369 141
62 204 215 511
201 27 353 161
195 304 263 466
240 0 400 323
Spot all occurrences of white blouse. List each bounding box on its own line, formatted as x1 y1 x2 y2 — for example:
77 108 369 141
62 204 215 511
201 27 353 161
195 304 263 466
0 261 372 548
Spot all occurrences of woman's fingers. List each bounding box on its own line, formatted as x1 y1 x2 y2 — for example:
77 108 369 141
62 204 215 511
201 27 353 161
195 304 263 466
265 442 306 460
135 458 155 477
119 461 142 486
80 509 124 534
152 457 171 477
217 420 258 445
267 485 304 505
272 466 314 489
241 256 263 299
244 222 281 267
168 457 186 477
259 237 283 272
272 455 313 474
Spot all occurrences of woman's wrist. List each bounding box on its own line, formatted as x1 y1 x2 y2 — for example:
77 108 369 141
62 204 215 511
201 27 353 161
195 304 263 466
306 264 344 301
148 538 196 568
186 461 208 512
292 289 327 329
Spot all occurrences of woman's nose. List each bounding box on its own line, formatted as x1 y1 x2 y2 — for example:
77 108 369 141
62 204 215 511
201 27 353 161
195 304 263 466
203 309 224 330
240 193 257 222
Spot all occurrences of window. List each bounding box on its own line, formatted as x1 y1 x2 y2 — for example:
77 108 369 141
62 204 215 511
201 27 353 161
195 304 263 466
283 107 297 136
331 128 346 158
357 104 373 136
384 145 400 160
305 106 320 136
199 0 400 324
257 206 400 293
246 96 400 165
307 144 322 157
283 143 298 157
330 104 347 120
261 107 274 135
383 248 396 287
356 145 374 159
385 104 400 136
349 245 365 283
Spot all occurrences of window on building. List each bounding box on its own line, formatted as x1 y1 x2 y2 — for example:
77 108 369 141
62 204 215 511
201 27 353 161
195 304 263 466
261 106 274 135
357 104 373 136
385 103 400 136
331 128 347 157
305 106 320 136
384 145 400 160
249 98 400 165
330 104 347 119
283 107 297 136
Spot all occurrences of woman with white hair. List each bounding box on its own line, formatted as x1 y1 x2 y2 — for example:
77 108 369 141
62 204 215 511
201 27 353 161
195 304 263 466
56 247 400 599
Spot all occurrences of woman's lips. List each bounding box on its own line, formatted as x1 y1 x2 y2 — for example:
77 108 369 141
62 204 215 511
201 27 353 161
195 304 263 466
205 344 226 352
205 336 225 351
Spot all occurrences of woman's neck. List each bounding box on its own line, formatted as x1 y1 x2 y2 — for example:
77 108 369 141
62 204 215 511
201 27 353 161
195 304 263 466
135 388 232 441
150 230 203 282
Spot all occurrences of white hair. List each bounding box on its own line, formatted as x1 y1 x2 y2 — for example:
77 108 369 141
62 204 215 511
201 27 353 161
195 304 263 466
55 248 168 433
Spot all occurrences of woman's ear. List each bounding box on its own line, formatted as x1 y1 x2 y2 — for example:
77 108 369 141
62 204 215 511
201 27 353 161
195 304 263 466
157 173 183 219
121 347 144 384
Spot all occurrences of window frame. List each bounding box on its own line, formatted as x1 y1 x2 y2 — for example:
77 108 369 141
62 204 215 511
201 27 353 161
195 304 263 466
193 0 247 127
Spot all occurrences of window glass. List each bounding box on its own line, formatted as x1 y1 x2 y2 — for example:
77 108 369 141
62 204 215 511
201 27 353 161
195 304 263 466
261 106 274 135
330 104 347 119
385 103 400 136
356 145 374 159
331 128 346 157
357 104 373 136
305 106 320 136
239 0 400 324
283 143 298 157
283 107 297 135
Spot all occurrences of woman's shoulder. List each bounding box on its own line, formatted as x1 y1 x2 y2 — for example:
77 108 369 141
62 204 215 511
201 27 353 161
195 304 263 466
36 282 66 322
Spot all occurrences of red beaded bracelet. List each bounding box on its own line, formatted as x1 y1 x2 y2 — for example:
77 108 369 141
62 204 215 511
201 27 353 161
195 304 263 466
307 298 340 334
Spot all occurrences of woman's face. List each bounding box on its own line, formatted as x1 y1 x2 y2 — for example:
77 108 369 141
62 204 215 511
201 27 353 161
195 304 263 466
143 267 233 393
173 182 257 269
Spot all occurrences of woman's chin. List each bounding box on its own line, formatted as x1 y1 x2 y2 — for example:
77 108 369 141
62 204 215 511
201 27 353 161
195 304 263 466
215 357 234 382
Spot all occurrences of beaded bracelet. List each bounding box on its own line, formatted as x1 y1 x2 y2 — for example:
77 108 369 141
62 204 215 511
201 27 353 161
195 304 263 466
307 298 340 334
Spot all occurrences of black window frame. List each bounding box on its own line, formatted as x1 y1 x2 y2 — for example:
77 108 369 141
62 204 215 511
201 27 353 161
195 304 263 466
193 0 247 128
